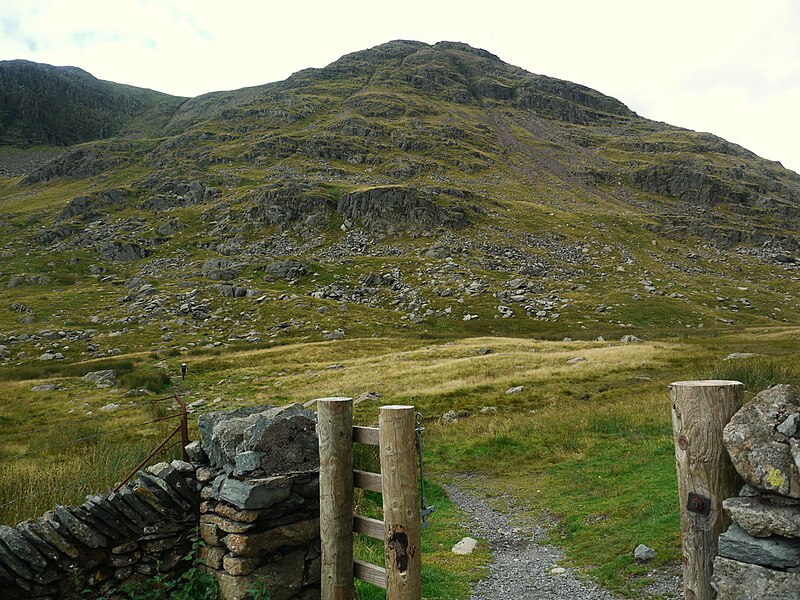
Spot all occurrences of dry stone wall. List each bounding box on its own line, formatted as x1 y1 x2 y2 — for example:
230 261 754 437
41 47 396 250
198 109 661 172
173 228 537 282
196 404 321 600
0 459 200 599
0 403 322 600
713 384 800 599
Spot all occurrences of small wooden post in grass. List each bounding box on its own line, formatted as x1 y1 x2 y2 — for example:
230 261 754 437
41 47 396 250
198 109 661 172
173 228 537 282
670 380 744 600
318 397 354 600
379 405 422 600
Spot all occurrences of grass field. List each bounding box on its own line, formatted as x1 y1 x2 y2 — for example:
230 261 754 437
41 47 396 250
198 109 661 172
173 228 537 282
1 326 799 597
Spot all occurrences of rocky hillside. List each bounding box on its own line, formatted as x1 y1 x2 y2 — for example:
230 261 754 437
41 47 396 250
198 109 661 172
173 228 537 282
0 59 185 147
0 40 798 365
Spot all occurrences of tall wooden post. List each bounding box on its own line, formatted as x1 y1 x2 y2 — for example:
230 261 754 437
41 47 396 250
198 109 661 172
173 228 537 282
318 397 354 600
379 405 422 600
670 380 743 600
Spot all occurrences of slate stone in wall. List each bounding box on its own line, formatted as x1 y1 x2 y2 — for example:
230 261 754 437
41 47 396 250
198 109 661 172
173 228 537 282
54 505 108 549
26 518 79 559
719 524 800 569
215 548 306 600
0 526 48 571
211 475 291 510
724 385 800 498
221 518 319 557
724 495 800 538
712 556 800 600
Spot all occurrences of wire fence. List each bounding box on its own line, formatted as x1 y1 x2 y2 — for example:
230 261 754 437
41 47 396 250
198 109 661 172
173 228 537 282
0 391 189 524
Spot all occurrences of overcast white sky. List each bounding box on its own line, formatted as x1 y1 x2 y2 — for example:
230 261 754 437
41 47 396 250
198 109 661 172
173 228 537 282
2 0 799 173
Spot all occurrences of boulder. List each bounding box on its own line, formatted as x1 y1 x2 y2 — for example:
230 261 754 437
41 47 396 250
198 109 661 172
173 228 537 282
337 186 468 232
96 241 149 262
198 404 317 473
202 258 243 281
724 385 800 498
264 260 308 280
82 369 117 387
198 406 267 467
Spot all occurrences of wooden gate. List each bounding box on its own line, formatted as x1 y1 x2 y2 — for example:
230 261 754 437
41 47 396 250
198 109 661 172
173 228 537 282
317 397 422 600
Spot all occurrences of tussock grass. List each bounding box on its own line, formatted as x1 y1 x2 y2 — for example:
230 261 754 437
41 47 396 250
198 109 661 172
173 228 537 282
0 358 134 382
694 354 800 393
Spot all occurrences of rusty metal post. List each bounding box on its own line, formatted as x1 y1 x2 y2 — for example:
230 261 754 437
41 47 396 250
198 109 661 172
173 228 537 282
379 405 421 600
173 391 191 462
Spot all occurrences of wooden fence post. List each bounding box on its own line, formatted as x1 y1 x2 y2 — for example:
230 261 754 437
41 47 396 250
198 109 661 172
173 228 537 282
379 405 422 600
670 380 744 600
318 397 354 600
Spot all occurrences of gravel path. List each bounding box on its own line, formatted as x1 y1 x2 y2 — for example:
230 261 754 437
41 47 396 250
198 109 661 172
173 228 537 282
444 484 683 600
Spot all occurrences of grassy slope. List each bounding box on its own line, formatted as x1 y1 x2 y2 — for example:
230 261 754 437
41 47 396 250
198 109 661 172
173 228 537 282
1 328 798 597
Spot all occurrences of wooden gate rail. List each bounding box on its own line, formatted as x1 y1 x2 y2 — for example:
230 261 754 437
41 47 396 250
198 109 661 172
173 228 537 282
318 397 422 600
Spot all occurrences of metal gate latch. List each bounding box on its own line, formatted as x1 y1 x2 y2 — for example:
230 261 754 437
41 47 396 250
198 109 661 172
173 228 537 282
687 492 711 516
416 412 435 528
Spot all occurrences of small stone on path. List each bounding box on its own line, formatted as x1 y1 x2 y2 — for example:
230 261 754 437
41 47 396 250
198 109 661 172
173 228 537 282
452 537 478 555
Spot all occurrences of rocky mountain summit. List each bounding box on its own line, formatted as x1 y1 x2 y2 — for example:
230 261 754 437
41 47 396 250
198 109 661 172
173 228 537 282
0 40 799 362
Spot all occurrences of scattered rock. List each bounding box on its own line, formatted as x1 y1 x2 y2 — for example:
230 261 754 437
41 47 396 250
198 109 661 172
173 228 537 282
82 370 117 388
31 383 63 392
322 329 345 341
442 410 459 423
725 353 758 360
634 544 656 562
354 391 382 404
567 357 586 364
504 386 524 394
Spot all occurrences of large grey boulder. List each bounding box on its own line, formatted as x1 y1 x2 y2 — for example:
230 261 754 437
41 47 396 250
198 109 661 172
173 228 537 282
198 406 266 467
198 404 318 474
264 259 308 281
241 404 319 476
96 241 149 262
724 385 800 498
202 258 244 281
82 369 116 387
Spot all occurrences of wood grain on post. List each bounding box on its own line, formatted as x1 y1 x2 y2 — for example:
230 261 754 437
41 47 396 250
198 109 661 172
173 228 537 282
670 380 744 600
318 397 354 600
379 405 422 600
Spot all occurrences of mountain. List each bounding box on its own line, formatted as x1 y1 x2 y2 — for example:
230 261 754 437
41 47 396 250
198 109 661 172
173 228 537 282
0 59 185 147
0 40 798 364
